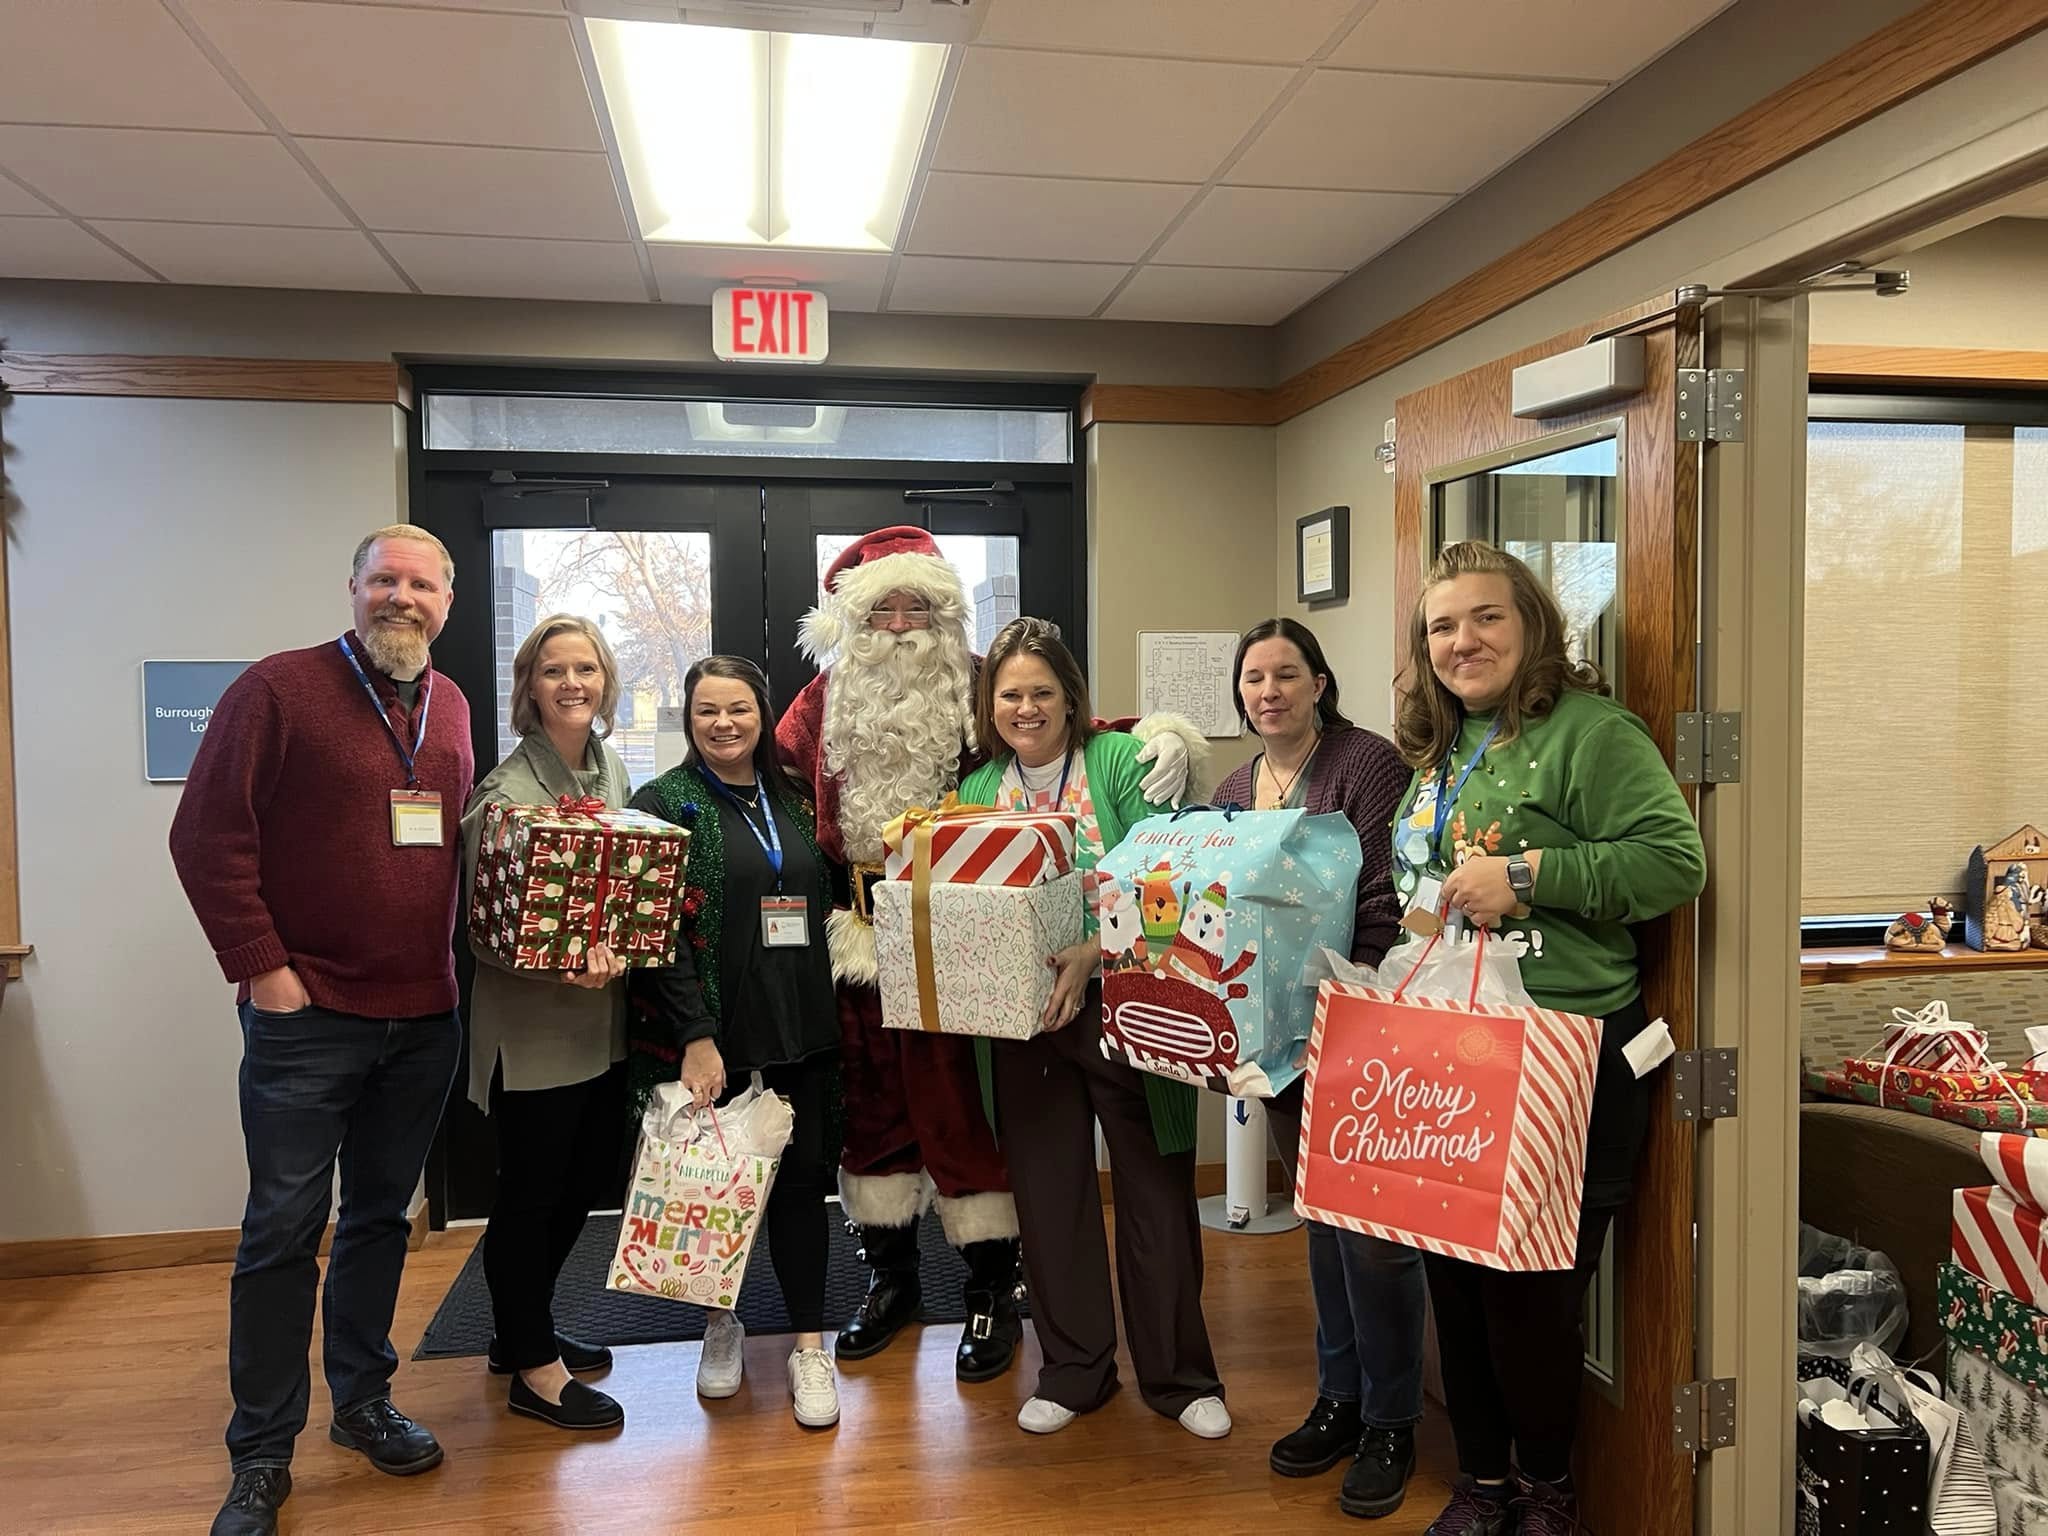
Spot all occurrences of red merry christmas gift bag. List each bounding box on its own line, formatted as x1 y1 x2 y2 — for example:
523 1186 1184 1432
1296 929 1604 1272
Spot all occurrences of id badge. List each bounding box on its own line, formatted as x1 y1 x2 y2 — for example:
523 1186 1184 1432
390 789 444 847
761 896 810 948
1400 874 1445 937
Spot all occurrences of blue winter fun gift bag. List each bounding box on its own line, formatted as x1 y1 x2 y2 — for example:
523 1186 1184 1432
1096 806 1363 1098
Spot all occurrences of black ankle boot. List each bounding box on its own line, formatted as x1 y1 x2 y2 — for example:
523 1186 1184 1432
1340 1424 1416 1518
955 1237 1023 1383
834 1217 923 1362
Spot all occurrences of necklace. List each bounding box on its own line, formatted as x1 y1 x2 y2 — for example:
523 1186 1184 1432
1260 738 1319 807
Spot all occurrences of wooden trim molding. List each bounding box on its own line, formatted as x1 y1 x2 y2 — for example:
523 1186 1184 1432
0 353 413 408
1079 382 1276 431
1800 944 2048 985
1809 343 2048 388
0 1203 432 1281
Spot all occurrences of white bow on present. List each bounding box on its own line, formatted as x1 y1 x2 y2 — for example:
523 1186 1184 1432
1868 1001 2029 1121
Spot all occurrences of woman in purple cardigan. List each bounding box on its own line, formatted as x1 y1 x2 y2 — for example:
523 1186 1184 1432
1214 618 1425 1522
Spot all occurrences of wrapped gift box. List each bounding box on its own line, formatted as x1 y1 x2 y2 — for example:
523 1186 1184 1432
1949 1340 2048 1499
1943 1261 2048 1396
875 872 1084 1039
1842 1058 2031 1103
1804 1067 2048 1130
470 801 688 971
882 803 1076 887
1869 1002 1995 1074
1954 1187 2048 1313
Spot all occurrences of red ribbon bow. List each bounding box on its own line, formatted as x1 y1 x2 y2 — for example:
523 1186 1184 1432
556 793 606 816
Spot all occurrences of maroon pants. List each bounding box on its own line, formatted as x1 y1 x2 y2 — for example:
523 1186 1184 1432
836 981 1008 1198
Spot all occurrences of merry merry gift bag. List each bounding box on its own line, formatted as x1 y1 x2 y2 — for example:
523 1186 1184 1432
1297 929 1604 1272
1095 806 1362 1098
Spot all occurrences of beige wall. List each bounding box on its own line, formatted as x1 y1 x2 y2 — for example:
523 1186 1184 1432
1810 215 2048 348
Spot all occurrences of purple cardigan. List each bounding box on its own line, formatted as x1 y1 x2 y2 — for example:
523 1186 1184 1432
1215 725 1409 968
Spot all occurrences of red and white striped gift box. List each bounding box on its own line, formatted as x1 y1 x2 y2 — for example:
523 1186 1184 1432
1982 1131 2048 1211
1952 1185 2048 1311
882 807 1076 888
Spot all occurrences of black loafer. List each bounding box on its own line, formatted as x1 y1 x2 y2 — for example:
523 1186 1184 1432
508 1373 625 1431
487 1333 614 1375
328 1398 443 1475
1270 1395 1362 1477
209 1467 291 1535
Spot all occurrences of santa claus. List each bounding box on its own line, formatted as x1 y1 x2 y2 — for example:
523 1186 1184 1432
777 526 1200 1381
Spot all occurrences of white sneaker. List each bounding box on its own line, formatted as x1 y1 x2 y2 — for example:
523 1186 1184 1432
695 1310 745 1399
1017 1396 1077 1435
1178 1395 1232 1439
788 1346 840 1428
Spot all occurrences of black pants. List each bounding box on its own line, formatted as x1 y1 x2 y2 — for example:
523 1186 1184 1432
735 1052 842 1333
993 992 1221 1418
484 1060 629 1371
1423 999 1653 1483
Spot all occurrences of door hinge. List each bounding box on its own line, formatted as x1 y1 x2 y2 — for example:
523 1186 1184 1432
1673 710 1741 784
1672 1048 1739 1122
1672 1378 1738 1453
1675 367 1745 442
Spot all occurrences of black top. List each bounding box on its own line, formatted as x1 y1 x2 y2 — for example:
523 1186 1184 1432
709 787 837 1073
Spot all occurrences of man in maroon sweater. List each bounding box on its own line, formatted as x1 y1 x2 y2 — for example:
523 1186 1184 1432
170 525 474 1536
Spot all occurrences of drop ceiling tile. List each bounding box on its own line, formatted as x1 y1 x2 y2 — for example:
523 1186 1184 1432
976 0 1359 64
382 233 645 301
304 140 627 239
0 216 155 280
888 256 1126 318
89 221 408 291
0 0 260 130
0 176 58 217
934 49 1291 182
1156 185 1448 270
1327 0 1735 81
905 173 1195 263
1105 264 1340 325
183 0 600 150
0 127 347 227
1228 71 1601 195
647 246 891 312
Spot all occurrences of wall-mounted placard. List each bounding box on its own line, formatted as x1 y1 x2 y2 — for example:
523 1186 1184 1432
1296 505 1350 606
1136 631 1243 740
143 660 249 782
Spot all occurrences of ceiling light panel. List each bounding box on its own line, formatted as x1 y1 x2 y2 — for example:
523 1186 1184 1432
588 18 945 251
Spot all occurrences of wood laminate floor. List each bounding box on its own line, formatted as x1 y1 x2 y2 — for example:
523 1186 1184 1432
0 1221 1459 1534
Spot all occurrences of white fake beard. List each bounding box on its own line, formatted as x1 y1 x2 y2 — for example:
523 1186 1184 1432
825 624 975 863
360 612 431 678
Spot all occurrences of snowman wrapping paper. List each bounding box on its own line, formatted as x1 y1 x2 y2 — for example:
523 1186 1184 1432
469 799 689 971
1095 806 1362 1097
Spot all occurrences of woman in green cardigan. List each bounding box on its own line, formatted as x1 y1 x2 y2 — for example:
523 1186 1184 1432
958 618 1228 1442
626 656 844 1429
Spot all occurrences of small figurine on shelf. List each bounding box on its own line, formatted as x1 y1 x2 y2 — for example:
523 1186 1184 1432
1983 863 2031 952
1884 897 1955 953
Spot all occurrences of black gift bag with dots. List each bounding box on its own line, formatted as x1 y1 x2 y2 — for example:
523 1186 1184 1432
1796 1355 1932 1535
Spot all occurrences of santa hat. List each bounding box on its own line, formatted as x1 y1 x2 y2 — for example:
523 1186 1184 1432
799 524 969 662
1196 880 1227 911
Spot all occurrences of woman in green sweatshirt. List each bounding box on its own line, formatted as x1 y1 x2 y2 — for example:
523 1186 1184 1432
1389 542 1704 1536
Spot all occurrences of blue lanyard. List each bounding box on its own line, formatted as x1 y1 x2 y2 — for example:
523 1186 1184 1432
338 635 431 788
1015 749 1074 808
1432 716 1503 863
708 772 784 888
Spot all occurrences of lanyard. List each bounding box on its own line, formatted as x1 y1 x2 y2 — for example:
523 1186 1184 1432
1014 749 1073 809
338 635 431 788
708 771 784 888
1431 716 1503 863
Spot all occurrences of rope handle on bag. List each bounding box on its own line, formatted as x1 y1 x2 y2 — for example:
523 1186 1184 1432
1391 921 1488 1010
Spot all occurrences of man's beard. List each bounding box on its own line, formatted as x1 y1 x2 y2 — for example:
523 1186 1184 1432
360 612 431 678
825 621 975 863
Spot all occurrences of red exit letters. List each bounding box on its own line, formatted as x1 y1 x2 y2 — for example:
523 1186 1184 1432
712 286 829 364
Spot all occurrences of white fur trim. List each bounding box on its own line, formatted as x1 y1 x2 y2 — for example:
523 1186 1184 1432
1132 711 1212 803
798 603 847 666
839 1169 931 1230
826 908 878 984
932 1190 1019 1246
830 549 966 615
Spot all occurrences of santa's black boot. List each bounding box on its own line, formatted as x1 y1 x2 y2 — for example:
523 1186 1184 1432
955 1238 1024 1382
835 1217 922 1361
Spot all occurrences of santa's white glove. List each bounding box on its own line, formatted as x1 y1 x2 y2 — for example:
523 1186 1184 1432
1136 729 1191 808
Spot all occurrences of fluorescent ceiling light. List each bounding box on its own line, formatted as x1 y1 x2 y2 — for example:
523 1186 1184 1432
588 19 945 251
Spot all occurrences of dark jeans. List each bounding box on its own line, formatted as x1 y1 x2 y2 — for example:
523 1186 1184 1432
1267 1076 1427 1427
484 1061 630 1371
227 1003 460 1471
743 1052 842 1333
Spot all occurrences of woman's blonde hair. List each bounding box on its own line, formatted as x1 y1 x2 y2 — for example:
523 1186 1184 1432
1392 541 1605 770
509 613 621 740
975 617 1097 760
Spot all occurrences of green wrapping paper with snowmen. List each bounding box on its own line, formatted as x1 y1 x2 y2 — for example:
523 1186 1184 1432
1096 806 1362 1097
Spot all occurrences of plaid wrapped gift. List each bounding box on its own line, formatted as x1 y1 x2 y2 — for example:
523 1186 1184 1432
469 796 688 971
1805 1067 2048 1130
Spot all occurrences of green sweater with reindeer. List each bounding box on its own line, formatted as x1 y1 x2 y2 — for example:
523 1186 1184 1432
1389 688 1706 1019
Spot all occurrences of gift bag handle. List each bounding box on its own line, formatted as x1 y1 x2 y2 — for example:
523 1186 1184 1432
1391 924 1488 1010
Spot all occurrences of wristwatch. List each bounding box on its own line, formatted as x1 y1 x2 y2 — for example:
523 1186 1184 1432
1506 854 1535 897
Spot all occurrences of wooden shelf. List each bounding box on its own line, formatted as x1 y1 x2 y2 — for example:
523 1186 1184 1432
1800 944 2048 985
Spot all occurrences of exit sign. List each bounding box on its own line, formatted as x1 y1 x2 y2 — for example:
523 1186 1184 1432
712 286 829 364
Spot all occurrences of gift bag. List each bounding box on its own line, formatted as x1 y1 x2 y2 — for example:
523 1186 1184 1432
1095 806 1362 1098
1795 1350 1935 1535
1295 928 1603 1273
608 1081 792 1310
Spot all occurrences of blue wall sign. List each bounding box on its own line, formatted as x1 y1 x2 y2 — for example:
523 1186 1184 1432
143 660 250 782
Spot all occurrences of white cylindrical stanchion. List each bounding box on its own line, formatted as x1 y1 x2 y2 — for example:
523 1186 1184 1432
1198 1094 1303 1235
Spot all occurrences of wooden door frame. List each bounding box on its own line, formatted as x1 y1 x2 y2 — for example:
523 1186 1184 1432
1391 296 1701 1535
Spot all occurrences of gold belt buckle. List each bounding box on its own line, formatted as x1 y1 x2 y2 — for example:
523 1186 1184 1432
850 862 885 925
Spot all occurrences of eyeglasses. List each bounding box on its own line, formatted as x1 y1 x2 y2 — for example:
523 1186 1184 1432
867 603 932 629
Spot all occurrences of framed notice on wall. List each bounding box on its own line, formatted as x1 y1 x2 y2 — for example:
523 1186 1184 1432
1296 505 1349 606
143 660 250 782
